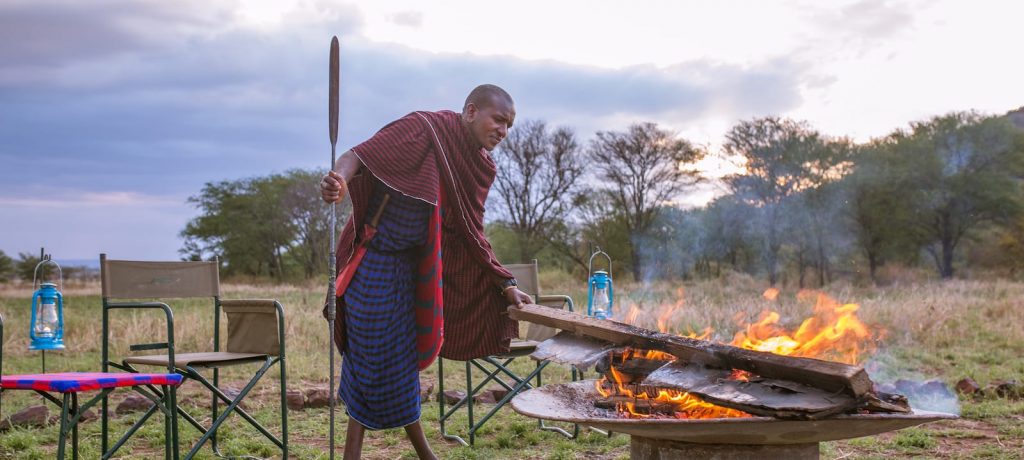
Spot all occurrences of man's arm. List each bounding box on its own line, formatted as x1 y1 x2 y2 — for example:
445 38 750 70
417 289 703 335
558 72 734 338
320 150 363 203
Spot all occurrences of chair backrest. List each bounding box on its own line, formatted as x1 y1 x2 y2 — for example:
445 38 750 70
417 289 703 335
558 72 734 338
101 254 219 299
505 261 564 342
221 300 282 356
505 262 540 298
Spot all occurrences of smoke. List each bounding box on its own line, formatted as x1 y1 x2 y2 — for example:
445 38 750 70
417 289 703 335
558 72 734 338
865 350 961 415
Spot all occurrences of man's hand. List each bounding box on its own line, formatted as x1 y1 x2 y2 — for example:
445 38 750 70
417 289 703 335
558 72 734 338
504 287 532 309
320 170 348 203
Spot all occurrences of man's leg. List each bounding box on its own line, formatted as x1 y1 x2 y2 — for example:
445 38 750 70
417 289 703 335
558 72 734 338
343 420 365 460
404 421 437 460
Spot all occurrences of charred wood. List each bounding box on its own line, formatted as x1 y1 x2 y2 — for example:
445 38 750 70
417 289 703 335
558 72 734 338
510 304 873 397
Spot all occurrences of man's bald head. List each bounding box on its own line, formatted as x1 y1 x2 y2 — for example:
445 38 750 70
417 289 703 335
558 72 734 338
463 84 513 112
461 84 516 151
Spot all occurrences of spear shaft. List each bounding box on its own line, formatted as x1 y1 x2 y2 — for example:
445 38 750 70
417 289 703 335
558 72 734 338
327 35 340 460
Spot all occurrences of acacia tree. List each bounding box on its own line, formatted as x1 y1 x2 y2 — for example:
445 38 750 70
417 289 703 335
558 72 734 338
280 169 340 278
697 196 758 276
0 250 14 282
897 112 1024 278
722 117 824 286
784 138 854 287
15 253 51 282
589 122 703 281
181 173 296 279
842 140 922 284
491 120 586 263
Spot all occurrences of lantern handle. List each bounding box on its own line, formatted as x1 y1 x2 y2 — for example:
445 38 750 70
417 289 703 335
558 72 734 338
588 246 612 279
32 255 63 293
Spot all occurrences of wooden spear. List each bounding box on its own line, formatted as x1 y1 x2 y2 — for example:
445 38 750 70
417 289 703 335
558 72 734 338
327 35 340 459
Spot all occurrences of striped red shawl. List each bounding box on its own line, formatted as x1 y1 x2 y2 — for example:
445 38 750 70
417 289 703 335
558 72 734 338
331 110 516 365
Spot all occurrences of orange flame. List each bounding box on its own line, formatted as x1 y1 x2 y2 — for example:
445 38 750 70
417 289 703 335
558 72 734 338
624 304 643 325
730 290 873 364
599 289 879 419
656 288 685 333
595 363 749 420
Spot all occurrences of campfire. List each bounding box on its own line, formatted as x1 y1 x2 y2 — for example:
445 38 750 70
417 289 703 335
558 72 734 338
590 289 890 420
508 290 955 459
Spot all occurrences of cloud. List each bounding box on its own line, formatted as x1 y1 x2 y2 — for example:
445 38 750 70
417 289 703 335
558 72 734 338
0 0 812 258
1 17 808 196
801 0 916 57
0 190 181 208
388 11 423 28
0 0 231 69
338 43 808 140
835 0 914 38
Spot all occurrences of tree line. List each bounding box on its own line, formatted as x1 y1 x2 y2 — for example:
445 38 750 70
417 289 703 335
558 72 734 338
0 252 89 283
489 110 1024 286
143 108 1024 285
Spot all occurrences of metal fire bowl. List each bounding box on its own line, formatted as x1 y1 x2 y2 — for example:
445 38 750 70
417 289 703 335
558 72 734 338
511 381 957 445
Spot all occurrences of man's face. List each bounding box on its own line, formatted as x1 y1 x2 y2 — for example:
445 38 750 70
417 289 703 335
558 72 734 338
465 97 515 151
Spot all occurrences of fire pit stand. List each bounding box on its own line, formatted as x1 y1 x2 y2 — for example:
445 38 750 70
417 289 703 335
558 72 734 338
511 381 956 460
631 437 817 460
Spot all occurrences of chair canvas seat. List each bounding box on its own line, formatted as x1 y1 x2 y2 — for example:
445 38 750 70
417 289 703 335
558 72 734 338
124 352 268 369
497 340 540 358
1 372 183 393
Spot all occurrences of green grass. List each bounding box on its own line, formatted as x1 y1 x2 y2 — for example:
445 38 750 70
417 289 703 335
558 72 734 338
1 274 1023 458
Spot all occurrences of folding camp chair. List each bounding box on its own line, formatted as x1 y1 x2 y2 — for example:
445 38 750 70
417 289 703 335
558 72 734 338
0 313 182 460
437 260 577 446
99 255 288 459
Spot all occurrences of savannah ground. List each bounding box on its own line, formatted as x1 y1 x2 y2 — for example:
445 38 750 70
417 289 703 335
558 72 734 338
0 271 1022 459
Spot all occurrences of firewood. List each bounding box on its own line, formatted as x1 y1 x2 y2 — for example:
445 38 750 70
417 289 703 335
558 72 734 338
596 351 671 384
593 396 680 416
643 361 861 419
860 391 911 413
509 304 874 397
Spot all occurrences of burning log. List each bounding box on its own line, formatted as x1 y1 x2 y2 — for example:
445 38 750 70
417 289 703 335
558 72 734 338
595 350 671 384
509 304 874 397
593 396 681 416
861 391 911 414
641 361 861 419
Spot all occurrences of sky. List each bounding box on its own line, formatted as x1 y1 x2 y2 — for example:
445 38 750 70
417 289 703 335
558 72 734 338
1 0 1022 261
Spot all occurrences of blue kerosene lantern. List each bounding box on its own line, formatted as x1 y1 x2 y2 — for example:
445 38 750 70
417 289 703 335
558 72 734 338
30 257 65 351
586 248 614 319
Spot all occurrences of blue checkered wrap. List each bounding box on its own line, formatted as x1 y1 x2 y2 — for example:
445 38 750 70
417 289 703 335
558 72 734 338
339 182 431 430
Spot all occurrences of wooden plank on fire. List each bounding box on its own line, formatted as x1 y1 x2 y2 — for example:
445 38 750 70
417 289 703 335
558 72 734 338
508 304 874 397
593 396 680 416
642 361 860 419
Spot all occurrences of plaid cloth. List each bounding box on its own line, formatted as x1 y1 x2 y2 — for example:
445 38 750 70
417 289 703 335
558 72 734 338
338 182 431 430
1 372 182 393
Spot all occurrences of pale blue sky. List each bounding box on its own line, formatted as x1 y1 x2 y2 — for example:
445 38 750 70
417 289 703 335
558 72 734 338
1 0 1022 260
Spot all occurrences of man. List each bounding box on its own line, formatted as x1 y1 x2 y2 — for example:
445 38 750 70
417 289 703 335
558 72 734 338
320 84 532 459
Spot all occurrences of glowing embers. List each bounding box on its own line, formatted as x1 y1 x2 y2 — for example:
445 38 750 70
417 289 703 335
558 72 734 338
593 348 751 419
